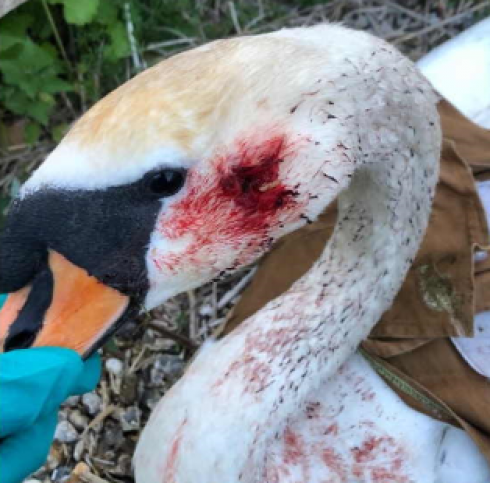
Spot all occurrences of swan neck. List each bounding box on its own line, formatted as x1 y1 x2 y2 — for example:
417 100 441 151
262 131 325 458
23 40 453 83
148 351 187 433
193 69 441 480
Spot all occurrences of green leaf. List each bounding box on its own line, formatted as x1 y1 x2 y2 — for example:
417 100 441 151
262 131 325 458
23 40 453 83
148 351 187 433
0 12 33 38
0 41 24 59
97 1 118 25
1 87 31 117
61 0 100 25
104 21 130 61
0 32 25 53
38 92 55 105
25 122 42 145
51 123 69 142
42 77 73 94
0 40 56 88
27 98 54 125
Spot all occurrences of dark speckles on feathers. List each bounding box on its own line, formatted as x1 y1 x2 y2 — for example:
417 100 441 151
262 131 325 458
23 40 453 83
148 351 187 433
323 174 339 183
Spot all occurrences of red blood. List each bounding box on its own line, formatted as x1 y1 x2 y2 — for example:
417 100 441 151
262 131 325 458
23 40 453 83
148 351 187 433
325 423 339 435
155 132 304 273
351 435 409 483
162 419 187 483
282 426 312 481
283 427 305 465
218 136 293 213
211 324 305 395
321 448 347 480
352 436 384 464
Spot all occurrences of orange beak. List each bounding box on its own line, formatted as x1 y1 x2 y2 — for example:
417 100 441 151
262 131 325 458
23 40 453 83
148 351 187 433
0 250 130 357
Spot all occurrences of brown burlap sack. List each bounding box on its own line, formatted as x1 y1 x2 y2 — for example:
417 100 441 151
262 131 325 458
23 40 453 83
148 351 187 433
221 99 490 461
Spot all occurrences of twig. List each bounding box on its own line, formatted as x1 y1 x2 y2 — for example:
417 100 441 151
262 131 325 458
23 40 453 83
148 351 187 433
385 1 434 25
128 344 147 374
124 2 144 72
211 281 218 321
41 0 73 75
187 290 198 340
68 462 110 483
228 1 242 34
217 268 256 309
149 320 198 351
144 38 197 52
80 405 117 439
60 92 77 119
392 2 490 44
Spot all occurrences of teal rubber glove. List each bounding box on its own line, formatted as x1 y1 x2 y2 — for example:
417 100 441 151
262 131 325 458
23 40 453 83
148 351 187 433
0 293 101 483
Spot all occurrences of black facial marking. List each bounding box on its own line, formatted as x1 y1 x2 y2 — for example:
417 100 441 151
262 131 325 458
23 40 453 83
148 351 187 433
0 175 167 298
4 264 53 352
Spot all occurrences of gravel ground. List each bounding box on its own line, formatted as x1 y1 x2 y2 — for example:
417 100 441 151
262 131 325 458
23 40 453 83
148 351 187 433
8 1 489 482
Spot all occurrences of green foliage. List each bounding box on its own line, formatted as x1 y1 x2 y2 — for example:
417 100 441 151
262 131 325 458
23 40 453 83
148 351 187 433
0 0 330 146
48 0 100 25
0 8 71 126
0 0 132 143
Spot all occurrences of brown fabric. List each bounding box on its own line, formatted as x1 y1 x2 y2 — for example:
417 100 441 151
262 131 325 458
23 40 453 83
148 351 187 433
384 339 490 460
373 138 488 339
220 99 490 461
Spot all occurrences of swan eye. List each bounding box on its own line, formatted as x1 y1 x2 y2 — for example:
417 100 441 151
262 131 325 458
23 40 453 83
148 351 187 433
146 169 187 197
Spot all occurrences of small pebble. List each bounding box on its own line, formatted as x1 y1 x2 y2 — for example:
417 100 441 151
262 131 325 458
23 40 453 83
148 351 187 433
99 421 124 450
160 339 178 351
105 357 123 375
82 392 101 415
142 328 156 344
68 409 89 431
50 466 71 483
116 320 140 339
143 388 165 410
54 421 78 443
57 410 68 421
63 395 80 407
73 438 85 461
475 250 488 263
150 354 184 385
119 406 141 432
120 373 138 404
199 304 213 317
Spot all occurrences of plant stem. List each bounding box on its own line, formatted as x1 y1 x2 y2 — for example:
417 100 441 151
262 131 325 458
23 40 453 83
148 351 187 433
40 0 73 75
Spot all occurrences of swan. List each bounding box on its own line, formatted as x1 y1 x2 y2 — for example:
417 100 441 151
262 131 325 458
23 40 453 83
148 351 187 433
0 24 489 482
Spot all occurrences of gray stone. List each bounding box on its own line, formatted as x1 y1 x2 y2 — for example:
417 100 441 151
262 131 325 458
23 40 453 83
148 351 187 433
119 406 141 432
150 354 184 385
54 421 78 443
68 409 89 431
82 392 101 415
105 357 123 375
63 395 80 407
50 466 71 482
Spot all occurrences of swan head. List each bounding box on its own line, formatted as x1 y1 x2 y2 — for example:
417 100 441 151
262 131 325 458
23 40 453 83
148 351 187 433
0 25 437 356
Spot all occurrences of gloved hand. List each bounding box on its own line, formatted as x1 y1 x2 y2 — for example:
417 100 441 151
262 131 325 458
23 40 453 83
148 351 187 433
0 295 101 483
